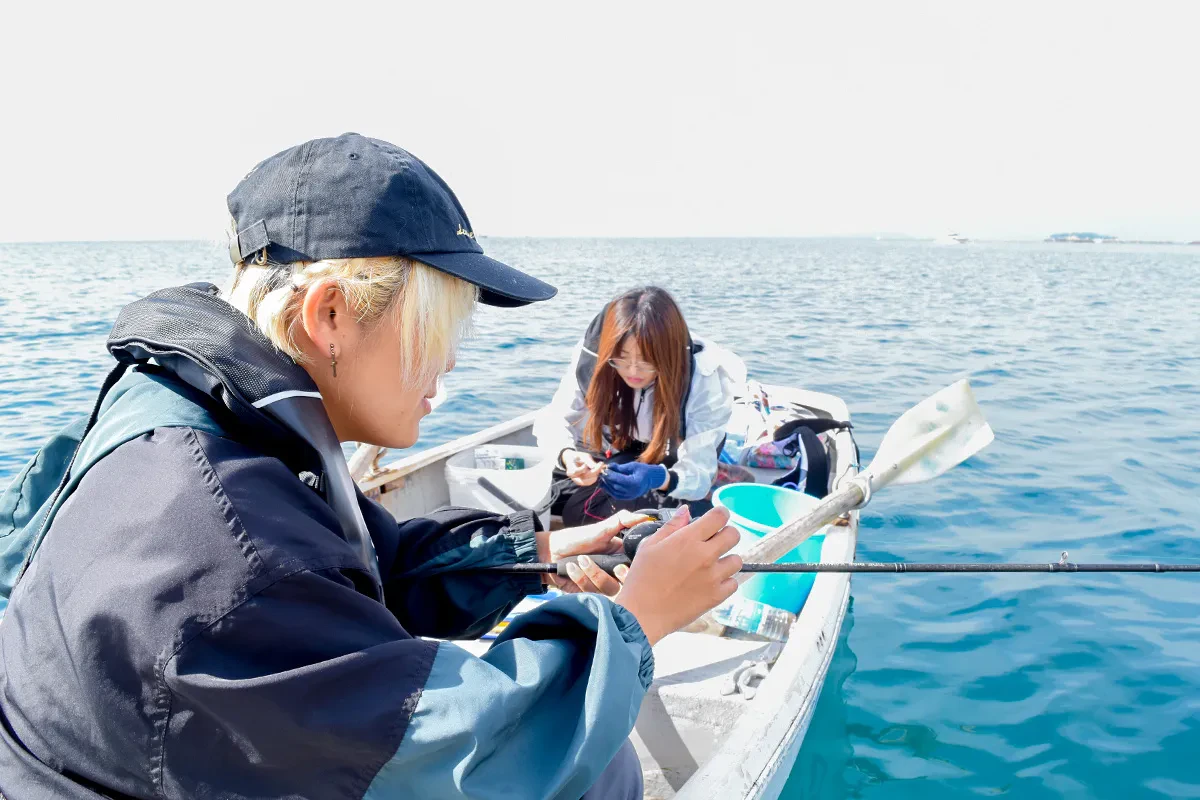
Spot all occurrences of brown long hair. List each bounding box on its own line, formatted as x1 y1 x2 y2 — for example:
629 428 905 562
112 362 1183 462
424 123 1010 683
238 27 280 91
584 287 691 463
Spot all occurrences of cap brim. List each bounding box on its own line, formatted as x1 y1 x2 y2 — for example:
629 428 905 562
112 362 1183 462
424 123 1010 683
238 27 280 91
411 250 557 308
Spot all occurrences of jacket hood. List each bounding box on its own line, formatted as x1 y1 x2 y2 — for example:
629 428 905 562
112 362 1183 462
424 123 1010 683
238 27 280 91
107 282 317 433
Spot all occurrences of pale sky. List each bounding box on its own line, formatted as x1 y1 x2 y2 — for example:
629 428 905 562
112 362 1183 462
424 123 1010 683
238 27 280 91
1 1 1197 243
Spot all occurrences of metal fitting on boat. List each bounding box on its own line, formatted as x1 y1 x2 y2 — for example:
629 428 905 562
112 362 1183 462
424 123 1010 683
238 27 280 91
847 474 873 508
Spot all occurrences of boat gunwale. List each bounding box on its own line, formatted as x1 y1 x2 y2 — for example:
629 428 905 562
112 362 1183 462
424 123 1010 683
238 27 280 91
717 582 850 800
357 410 538 492
669 413 857 799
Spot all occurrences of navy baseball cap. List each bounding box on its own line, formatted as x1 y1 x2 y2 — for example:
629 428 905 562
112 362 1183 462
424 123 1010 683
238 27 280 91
226 133 556 307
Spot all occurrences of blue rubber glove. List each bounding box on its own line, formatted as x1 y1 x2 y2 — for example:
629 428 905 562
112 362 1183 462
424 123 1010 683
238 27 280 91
600 462 670 500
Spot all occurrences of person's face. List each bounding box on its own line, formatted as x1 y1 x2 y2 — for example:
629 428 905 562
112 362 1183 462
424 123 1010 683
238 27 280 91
608 340 657 390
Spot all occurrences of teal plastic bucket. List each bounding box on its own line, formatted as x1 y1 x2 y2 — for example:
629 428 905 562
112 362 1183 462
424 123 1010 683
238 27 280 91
713 483 825 614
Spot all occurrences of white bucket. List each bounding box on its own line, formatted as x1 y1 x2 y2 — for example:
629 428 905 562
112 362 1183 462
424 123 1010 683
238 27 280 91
445 445 553 530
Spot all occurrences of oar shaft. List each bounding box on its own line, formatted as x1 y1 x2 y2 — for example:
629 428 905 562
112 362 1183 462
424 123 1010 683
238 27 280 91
735 481 866 575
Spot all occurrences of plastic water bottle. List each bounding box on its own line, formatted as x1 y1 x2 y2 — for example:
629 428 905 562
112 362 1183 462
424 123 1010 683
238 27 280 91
710 595 796 642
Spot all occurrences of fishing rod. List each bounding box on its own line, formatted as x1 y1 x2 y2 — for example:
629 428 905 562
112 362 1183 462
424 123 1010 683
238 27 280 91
485 508 1200 577
486 552 1200 577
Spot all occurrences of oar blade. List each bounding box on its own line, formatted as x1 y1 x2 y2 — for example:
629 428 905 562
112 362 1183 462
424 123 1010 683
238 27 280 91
867 378 993 488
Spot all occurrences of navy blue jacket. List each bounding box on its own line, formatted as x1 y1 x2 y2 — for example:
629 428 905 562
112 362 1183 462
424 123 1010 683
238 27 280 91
0 284 653 799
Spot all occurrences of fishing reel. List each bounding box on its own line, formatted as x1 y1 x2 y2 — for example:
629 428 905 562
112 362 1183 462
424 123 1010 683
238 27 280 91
556 507 675 577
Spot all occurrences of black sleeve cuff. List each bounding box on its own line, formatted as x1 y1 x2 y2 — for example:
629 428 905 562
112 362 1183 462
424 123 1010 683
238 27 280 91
665 469 680 494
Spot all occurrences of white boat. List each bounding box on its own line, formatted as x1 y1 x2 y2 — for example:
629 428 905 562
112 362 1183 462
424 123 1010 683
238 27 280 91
351 385 860 799
934 232 970 245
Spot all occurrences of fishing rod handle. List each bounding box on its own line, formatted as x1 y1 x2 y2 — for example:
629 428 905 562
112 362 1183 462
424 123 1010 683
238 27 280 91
553 515 678 577
555 554 632 577
551 517 667 577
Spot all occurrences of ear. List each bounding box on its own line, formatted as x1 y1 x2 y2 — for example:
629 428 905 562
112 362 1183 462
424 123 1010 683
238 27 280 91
297 278 352 355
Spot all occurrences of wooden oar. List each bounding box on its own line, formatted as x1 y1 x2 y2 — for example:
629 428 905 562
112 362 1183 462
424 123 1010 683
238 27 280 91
735 377 994 579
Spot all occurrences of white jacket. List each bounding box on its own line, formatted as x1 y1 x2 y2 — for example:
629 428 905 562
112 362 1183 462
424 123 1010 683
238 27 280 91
533 336 746 501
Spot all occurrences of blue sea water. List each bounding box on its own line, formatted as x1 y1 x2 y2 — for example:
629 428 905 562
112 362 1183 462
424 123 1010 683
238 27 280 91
1 238 1198 798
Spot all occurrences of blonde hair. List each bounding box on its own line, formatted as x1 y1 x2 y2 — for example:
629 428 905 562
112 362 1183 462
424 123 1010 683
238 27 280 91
222 256 478 389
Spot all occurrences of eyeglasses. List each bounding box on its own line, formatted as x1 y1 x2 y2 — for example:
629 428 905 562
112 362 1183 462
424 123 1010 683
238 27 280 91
607 358 657 374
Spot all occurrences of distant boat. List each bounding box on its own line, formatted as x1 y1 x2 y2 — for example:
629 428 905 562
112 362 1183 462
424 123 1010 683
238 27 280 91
934 232 970 245
1045 232 1116 243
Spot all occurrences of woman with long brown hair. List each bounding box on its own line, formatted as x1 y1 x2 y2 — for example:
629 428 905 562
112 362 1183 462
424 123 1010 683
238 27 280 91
535 286 746 526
